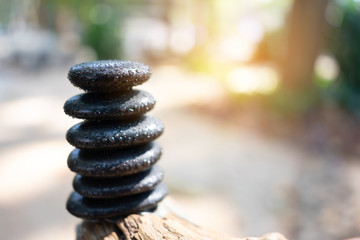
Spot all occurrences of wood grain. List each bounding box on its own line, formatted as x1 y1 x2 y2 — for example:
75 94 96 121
118 213 287 240
75 200 288 240
76 220 125 240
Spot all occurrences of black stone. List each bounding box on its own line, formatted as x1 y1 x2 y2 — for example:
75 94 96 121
65 60 167 220
66 183 168 219
67 142 162 177
64 90 155 120
68 60 151 92
66 116 163 149
72 165 164 198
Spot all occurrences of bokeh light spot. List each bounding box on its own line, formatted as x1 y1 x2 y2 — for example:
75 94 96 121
314 54 339 82
226 65 279 95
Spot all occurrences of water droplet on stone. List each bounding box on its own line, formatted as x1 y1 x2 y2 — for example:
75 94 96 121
65 61 166 219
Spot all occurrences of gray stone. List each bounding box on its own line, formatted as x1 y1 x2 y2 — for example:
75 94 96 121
66 183 167 219
64 90 155 120
67 60 151 92
67 142 162 177
66 116 163 149
72 165 164 198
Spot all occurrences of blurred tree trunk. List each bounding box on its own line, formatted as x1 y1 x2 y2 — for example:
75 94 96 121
282 0 329 91
38 0 56 30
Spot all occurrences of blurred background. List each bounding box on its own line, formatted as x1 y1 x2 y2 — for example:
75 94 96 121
1 0 360 239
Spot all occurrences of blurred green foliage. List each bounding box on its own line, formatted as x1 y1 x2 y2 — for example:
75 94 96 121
83 15 123 60
326 0 360 115
0 0 125 59
59 0 125 59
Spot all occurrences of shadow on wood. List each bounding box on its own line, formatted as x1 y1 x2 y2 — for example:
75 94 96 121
76 220 125 240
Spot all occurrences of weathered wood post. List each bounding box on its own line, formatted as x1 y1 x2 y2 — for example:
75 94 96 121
64 60 288 240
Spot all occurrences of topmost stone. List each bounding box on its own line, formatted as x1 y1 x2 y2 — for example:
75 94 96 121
68 60 151 92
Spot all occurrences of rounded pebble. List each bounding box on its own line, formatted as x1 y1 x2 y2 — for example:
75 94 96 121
65 60 167 220
67 60 151 92
73 165 164 198
66 183 168 219
64 90 155 120
66 116 163 149
67 142 162 177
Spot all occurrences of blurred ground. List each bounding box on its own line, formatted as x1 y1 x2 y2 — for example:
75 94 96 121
1 64 360 240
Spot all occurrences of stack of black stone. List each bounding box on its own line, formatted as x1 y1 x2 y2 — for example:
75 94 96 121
64 60 167 220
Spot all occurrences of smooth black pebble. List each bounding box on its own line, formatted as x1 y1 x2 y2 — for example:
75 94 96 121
65 60 167 220
66 183 168 219
64 90 155 120
68 60 151 92
66 116 163 149
67 142 162 177
72 165 164 198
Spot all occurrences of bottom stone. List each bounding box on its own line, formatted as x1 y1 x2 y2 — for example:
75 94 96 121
66 183 167 219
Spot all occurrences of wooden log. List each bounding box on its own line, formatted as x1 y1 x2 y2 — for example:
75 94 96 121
76 220 125 240
118 213 288 240
75 200 288 240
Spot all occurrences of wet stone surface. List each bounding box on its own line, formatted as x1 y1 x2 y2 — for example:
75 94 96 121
63 90 155 120
72 165 164 198
64 60 167 220
68 60 151 92
66 183 167 219
66 116 163 149
67 142 162 177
